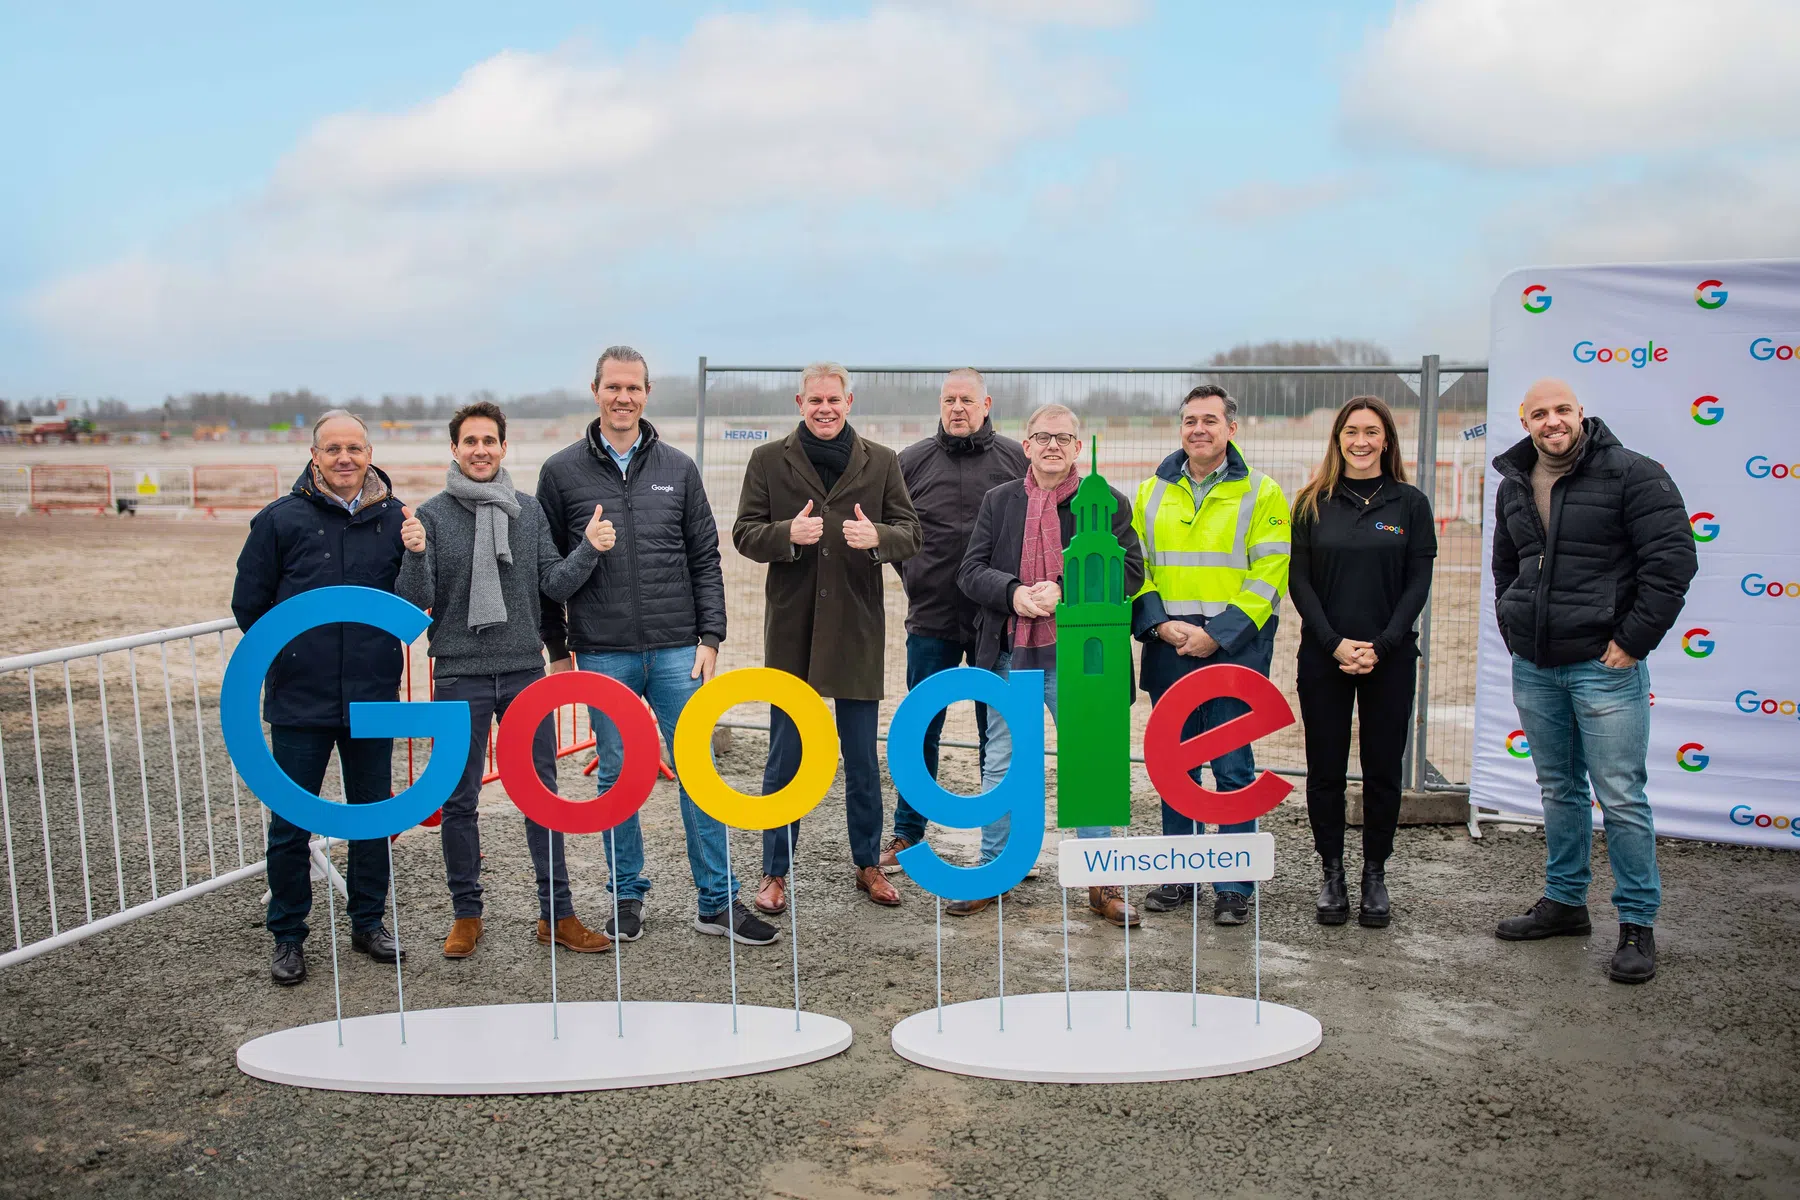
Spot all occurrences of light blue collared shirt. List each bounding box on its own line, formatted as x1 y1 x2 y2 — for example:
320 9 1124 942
1182 457 1230 505
602 429 644 477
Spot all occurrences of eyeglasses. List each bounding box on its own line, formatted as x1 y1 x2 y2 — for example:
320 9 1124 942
317 444 370 457
1026 432 1077 447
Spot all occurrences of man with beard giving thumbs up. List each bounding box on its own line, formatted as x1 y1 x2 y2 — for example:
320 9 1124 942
734 362 921 913
398 400 617 960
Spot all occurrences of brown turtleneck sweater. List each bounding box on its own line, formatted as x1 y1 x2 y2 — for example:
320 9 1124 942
1531 428 1584 533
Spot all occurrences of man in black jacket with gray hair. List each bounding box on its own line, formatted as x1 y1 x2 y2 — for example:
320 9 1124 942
1490 379 1696 985
537 345 777 947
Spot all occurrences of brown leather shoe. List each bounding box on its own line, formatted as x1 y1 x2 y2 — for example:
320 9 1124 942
856 865 902 907
1088 886 1140 928
535 915 613 953
945 896 994 917
442 916 483 959
754 874 787 916
878 835 915 875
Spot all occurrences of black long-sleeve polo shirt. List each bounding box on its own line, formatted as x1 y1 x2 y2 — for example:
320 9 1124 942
1288 473 1437 661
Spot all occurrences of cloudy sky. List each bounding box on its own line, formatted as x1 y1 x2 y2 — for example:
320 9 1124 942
3 0 1794 404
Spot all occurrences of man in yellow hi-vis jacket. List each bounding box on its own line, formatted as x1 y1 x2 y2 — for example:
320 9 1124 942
1130 384 1292 927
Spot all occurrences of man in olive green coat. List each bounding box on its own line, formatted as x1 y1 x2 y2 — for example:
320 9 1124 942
734 361 922 912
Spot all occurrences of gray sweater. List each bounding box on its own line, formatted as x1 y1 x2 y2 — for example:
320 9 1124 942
397 490 602 677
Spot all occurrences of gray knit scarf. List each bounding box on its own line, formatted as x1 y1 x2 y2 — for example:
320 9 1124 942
443 463 520 633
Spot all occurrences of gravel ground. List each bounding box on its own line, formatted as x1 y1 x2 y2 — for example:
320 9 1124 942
2 725 1797 1200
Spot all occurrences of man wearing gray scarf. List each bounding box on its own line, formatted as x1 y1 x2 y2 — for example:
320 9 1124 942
397 401 618 960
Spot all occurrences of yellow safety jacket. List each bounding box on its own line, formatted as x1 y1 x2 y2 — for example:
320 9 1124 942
1129 442 1292 656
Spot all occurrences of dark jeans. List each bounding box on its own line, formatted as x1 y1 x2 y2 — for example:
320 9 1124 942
1141 637 1264 896
432 668 571 921
266 725 393 943
891 634 990 846
1296 640 1416 866
762 698 882 874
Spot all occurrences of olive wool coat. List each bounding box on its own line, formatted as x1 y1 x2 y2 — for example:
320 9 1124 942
733 426 922 700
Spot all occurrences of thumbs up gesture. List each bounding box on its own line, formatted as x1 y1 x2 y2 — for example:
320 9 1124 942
789 498 825 546
585 503 616 552
843 502 879 550
400 505 426 553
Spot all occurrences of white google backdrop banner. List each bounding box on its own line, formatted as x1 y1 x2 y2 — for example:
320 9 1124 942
1472 260 1800 849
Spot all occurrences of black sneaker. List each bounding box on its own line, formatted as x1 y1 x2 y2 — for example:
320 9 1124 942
1213 891 1250 926
271 941 306 986
1495 896 1592 941
695 901 780 946
1143 883 1193 913
350 924 405 963
1608 924 1657 984
606 898 644 942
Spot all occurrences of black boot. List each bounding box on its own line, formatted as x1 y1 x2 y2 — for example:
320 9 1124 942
1315 858 1349 925
1495 896 1592 941
1358 863 1391 929
1608 924 1657 984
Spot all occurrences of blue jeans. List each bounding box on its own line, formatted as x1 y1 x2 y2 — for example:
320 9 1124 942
1511 654 1660 926
580 647 740 917
763 698 883 874
1141 639 1262 896
977 652 1108 867
892 634 990 846
432 668 571 921
265 726 392 943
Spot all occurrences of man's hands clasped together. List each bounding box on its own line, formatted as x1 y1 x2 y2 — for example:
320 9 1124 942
1158 619 1219 658
1011 580 1062 618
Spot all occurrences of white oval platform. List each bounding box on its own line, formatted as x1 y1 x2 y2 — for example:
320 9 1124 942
238 1001 852 1094
891 990 1320 1083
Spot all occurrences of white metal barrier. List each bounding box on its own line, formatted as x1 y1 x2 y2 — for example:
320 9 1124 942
0 619 263 969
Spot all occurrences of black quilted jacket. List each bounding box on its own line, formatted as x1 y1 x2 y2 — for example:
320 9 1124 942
1491 417 1696 667
536 418 726 658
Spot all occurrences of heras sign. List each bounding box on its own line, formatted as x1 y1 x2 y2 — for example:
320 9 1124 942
218 462 1294 904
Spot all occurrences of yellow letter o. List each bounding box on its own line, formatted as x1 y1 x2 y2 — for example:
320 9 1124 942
673 668 839 830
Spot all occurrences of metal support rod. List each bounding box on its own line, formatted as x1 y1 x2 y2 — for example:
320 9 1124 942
387 838 406 1044
322 837 344 1046
787 823 801 1031
95 655 126 909
548 828 559 1040
935 895 943 1034
720 822 739 1034
1411 353 1441 790
997 893 1005 1032
694 356 708 476
61 662 94 923
607 830 624 1037
1123 883 1132 1030
1061 885 1071 1030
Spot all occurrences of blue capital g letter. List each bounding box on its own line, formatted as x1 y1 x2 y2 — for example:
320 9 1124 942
219 586 470 841
887 667 1045 902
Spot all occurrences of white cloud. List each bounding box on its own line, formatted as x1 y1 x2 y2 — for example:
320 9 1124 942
28 7 1116 356
914 0 1147 27
1343 0 1800 166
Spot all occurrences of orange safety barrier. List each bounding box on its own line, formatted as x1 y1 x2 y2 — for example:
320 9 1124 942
193 464 280 515
29 464 111 513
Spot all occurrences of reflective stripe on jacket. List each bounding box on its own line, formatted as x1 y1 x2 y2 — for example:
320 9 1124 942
1129 443 1292 656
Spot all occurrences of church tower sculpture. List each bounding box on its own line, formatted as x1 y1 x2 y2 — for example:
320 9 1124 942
1054 440 1133 830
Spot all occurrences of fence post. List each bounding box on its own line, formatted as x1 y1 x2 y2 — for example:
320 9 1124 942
695 356 708 475
1410 354 1441 789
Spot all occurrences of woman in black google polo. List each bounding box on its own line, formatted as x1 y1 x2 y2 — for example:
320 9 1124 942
1289 396 1436 928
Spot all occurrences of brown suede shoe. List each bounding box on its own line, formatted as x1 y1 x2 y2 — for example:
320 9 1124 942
878 835 914 875
856 865 902 907
535 915 613 953
1088 886 1140 928
754 874 787 916
945 896 994 917
442 916 483 959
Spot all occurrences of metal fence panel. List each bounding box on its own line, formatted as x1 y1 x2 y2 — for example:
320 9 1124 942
696 362 1486 787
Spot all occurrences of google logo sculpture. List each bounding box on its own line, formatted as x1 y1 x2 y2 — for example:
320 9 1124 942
226 465 1318 1090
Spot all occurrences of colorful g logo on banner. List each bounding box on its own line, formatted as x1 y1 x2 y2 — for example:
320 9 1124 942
1676 742 1710 772
495 671 659 833
1694 279 1727 309
672 668 838 830
219 587 470 841
1520 285 1551 313
1681 628 1714 658
1689 512 1720 542
1143 664 1295 825
887 667 1047 903
1504 729 1531 758
1690 396 1724 425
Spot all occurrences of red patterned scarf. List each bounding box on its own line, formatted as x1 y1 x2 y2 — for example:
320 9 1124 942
1014 469 1079 652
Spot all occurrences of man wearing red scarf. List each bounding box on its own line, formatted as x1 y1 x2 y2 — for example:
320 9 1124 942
956 404 1145 925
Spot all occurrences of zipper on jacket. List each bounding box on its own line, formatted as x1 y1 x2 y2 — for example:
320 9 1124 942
623 458 647 651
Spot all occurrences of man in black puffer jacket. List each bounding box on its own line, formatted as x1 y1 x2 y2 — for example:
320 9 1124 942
1490 380 1696 986
232 410 408 986
537 346 775 947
